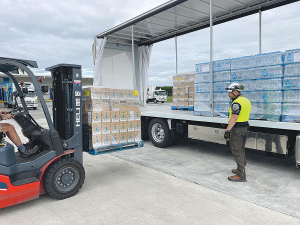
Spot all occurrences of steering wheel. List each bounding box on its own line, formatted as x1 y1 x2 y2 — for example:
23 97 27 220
8 106 21 115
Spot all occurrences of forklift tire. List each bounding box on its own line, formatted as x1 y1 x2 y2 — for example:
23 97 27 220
33 107 37 110
148 118 172 148
161 101 164 103
43 158 85 200
154 99 158 104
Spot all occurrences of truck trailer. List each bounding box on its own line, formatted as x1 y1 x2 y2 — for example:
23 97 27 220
94 0 300 168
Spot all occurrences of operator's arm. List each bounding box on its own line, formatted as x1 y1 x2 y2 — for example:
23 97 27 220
226 114 238 131
226 102 241 131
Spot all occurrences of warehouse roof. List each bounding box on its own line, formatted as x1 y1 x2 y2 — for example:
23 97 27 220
96 0 299 46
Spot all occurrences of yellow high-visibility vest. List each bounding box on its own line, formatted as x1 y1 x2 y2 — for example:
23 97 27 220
229 96 251 122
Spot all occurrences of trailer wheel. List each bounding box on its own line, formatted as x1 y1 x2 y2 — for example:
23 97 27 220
43 158 85 200
148 118 172 148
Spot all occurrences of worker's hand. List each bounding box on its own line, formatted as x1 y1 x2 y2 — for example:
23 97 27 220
224 130 230 141
2 114 13 120
0 111 8 115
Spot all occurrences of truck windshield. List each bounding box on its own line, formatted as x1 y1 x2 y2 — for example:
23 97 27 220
155 91 167 96
25 91 37 97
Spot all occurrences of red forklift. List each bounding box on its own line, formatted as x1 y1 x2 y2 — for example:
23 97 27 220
0 57 86 209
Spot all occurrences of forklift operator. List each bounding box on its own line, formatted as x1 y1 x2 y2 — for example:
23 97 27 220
0 110 39 158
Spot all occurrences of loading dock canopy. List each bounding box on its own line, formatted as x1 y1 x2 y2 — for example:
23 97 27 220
97 0 298 46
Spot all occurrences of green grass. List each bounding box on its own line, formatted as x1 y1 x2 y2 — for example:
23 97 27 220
167 96 173 102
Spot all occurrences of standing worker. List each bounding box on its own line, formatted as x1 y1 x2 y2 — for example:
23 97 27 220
224 83 251 182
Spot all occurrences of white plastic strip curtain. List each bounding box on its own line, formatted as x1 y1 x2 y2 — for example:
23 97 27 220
93 37 107 86
138 45 153 106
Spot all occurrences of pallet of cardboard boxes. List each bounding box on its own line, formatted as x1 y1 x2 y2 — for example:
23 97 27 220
82 86 141 150
172 72 195 110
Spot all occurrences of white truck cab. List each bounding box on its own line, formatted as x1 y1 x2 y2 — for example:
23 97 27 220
147 86 167 103
16 82 38 110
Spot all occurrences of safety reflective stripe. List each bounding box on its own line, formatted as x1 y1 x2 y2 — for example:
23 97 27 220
229 96 251 122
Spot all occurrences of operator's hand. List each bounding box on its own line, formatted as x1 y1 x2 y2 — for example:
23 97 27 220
224 130 230 141
2 114 14 120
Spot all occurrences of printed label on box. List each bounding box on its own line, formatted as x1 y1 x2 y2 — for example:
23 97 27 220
112 107 119 111
93 130 101 135
120 139 127 144
103 130 110 134
93 118 100 123
103 141 111 146
85 90 89 96
112 140 119 145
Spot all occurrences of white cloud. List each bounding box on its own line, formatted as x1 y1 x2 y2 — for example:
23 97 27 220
1 0 300 87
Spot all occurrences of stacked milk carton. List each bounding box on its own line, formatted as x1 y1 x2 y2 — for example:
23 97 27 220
172 72 195 109
282 49 300 121
231 52 284 121
194 59 231 117
82 86 141 148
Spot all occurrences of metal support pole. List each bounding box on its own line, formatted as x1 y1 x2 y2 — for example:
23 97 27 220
259 10 262 54
175 36 178 75
131 25 136 89
210 0 214 117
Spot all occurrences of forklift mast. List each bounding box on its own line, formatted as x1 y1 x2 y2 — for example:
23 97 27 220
45 64 83 163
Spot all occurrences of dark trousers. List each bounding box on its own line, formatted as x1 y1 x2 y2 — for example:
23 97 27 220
229 126 248 178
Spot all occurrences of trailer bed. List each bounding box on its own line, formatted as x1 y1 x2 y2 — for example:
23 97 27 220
140 104 300 132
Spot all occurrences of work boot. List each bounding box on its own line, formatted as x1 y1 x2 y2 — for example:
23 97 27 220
228 175 247 182
20 145 40 158
231 169 237 174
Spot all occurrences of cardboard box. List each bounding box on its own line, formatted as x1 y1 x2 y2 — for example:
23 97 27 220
127 100 139 110
83 99 100 112
188 87 195 94
134 110 141 120
92 135 102 148
189 98 194 107
101 134 111 146
120 121 128 133
134 120 141 131
83 86 100 101
128 121 135 132
127 110 135 121
84 112 101 125
83 99 110 112
99 88 111 100
111 111 120 122
111 133 120 145
118 89 126 100
119 100 127 110
125 89 134 100
120 110 128 122
135 131 142 142
128 131 136 142
91 123 101 135
111 99 120 111
102 122 111 134
110 89 120 99
91 112 101 124
183 98 189 107
111 122 120 134
101 111 111 123
120 132 128 144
